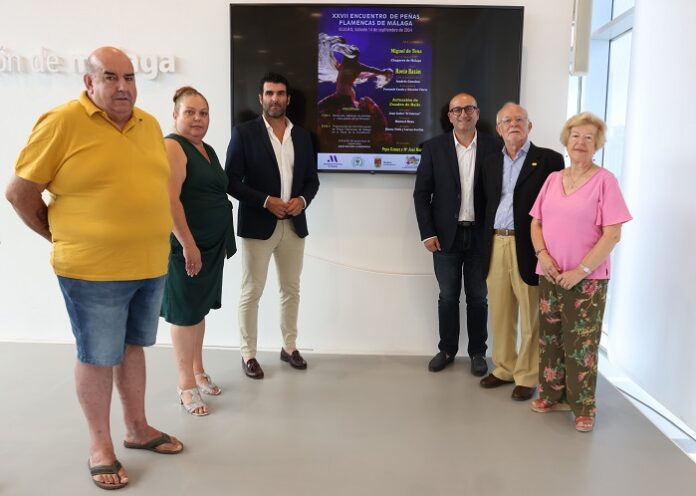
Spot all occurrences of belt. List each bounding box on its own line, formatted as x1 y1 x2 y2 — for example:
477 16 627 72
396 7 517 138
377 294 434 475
494 229 515 236
457 221 475 227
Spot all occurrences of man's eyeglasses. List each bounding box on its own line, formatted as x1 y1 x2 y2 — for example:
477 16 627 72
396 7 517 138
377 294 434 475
448 105 478 116
498 116 527 126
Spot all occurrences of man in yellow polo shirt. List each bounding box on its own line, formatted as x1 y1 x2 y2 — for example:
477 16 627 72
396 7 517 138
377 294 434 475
5 46 182 490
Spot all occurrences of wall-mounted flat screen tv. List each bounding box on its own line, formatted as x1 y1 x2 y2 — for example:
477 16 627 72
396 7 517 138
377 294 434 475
230 4 523 173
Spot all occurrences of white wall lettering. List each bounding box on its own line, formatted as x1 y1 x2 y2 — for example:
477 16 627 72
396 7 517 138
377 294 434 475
0 46 176 79
31 48 62 73
127 52 176 80
0 47 25 73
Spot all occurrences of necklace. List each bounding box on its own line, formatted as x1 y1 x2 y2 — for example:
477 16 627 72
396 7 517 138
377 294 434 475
565 165 594 190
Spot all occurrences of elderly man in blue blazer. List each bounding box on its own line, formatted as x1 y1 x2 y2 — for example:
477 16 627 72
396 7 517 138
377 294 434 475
414 92 501 376
225 72 320 379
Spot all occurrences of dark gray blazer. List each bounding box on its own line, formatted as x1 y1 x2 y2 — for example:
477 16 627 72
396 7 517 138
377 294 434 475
413 131 501 252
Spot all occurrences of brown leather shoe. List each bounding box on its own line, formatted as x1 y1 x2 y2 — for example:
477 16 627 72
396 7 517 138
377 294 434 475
511 385 535 401
242 357 264 379
479 374 514 389
280 348 307 370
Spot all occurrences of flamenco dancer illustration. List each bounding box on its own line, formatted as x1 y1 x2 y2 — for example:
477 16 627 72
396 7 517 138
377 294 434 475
318 33 394 151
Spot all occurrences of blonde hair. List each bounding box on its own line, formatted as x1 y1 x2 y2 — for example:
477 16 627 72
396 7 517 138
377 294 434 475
173 86 208 112
560 112 607 149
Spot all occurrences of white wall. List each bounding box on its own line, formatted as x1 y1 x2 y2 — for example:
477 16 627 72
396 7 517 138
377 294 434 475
0 0 572 354
609 0 696 432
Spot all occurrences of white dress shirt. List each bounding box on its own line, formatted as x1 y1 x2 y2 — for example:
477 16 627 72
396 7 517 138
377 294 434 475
454 130 477 222
263 115 294 203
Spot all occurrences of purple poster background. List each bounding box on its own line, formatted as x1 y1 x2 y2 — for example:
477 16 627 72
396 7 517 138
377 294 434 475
317 6 432 172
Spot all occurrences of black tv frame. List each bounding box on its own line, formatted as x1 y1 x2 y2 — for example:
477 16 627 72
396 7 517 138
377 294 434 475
230 4 524 173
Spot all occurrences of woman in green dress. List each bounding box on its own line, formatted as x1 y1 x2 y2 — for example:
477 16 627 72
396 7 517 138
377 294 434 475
161 86 236 416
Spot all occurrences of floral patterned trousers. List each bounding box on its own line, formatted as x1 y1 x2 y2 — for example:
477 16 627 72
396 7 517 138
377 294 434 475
538 278 608 418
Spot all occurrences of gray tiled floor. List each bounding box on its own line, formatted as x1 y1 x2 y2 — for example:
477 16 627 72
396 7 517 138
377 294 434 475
2 342 695 495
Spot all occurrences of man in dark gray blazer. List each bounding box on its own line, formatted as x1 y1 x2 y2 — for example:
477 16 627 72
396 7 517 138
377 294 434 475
413 92 500 376
225 72 320 379
478 103 564 400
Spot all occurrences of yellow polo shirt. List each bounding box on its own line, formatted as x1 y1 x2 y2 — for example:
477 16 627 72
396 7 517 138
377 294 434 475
15 91 172 281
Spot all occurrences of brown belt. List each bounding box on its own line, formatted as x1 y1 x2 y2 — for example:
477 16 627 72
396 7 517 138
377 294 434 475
494 229 515 236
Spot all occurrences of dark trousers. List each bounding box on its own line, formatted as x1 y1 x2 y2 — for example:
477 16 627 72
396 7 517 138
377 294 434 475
432 225 488 357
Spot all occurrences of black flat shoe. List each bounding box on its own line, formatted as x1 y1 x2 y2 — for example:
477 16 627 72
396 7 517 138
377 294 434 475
428 351 454 372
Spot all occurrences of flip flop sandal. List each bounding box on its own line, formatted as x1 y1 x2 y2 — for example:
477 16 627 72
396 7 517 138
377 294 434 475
88 459 127 490
123 432 184 454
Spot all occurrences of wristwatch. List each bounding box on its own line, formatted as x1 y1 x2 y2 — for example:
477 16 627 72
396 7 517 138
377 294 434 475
579 263 592 274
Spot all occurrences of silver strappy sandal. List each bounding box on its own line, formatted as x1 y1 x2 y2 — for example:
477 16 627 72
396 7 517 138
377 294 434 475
195 372 222 396
177 387 208 416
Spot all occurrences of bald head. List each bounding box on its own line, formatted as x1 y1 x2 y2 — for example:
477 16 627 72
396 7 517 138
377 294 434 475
85 47 133 77
448 92 480 140
83 47 137 129
449 92 477 109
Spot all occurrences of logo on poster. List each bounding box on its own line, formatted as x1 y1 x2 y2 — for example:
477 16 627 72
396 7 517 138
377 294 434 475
373 157 382 167
351 157 364 167
405 156 420 167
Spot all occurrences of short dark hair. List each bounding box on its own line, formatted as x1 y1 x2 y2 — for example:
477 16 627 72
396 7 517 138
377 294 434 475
259 72 290 94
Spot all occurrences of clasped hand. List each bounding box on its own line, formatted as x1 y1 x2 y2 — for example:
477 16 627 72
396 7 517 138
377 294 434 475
266 197 304 219
539 252 585 290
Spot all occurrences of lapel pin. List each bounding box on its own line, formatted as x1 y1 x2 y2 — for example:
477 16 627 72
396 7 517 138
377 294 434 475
531 161 538 167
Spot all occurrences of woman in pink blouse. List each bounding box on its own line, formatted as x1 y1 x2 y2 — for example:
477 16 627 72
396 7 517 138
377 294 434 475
529 112 632 432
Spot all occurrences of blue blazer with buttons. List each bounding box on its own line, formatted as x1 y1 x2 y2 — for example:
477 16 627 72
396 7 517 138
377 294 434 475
225 116 319 240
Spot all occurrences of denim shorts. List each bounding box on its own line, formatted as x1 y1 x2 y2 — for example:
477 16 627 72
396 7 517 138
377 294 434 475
57 276 166 366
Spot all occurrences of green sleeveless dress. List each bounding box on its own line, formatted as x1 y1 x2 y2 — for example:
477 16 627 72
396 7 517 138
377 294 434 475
160 134 236 326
